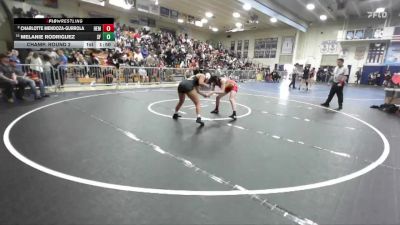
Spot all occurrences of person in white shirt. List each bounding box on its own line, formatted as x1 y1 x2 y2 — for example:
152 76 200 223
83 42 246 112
321 58 349 110
289 63 301 89
30 52 43 74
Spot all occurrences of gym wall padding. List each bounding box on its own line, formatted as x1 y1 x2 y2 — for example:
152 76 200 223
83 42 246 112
361 66 385 85
387 66 400 75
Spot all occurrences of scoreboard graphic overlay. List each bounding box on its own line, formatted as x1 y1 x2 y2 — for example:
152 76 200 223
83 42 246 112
14 18 115 49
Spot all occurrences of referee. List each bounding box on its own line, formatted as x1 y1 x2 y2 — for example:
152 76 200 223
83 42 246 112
321 58 349 110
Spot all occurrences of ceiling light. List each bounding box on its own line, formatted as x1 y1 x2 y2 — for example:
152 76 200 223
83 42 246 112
212 27 219 32
319 15 327 21
235 22 242 28
233 12 241 18
177 18 184 23
270 17 277 23
205 12 213 18
306 3 315 10
243 3 252 11
155 0 158 5
228 27 244 33
376 7 385 13
201 18 208 24
80 0 105 6
195 20 203 27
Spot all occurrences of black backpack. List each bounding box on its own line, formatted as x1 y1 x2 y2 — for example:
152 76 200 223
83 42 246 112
384 104 399 114
370 104 399 114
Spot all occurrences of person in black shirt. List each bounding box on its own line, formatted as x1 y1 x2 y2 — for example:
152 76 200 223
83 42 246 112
299 65 310 91
289 63 300 89
355 69 361 84
272 69 280 83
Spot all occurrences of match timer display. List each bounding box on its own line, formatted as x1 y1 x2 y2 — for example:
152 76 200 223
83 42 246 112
13 18 116 49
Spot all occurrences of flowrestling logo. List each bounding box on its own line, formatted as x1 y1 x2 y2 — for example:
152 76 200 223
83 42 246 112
367 11 388 19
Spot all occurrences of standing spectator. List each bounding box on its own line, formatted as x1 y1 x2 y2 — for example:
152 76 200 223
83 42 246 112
42 54 53 86
289 63 300 89
321 58 349 110
25 51 34 64
383 70 391 85
29 52 43 79
75 54 89 78
48 49 58 66
299 65 310 91
355 68 362 84
376 71 382 86
87 52 100 78
309 67 316 89
57 50 68 85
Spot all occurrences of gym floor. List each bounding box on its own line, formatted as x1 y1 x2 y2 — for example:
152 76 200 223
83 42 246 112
1 81 399 225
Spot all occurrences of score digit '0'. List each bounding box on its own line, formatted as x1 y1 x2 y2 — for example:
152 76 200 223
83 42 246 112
102 24 114 32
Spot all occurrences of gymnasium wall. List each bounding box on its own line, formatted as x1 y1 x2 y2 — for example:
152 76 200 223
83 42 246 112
215 17 394 83
2 0 212 44
214 28 297 67
0 2 11 53
1 0 398 83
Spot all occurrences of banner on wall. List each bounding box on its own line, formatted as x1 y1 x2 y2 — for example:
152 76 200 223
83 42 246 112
354 46 367 60
385 42 400 65
340 47 349 58
320 40 338 54
281 36 294 54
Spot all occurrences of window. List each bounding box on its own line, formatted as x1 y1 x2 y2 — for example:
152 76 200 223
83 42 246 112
367 42 386 64
170 10 179 19
243 40 249 58
160 7 170 17
230 41 235 51
254 38 278 58
237 40 242 58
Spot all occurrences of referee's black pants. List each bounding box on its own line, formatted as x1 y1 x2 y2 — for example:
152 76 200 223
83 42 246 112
324 83 343 107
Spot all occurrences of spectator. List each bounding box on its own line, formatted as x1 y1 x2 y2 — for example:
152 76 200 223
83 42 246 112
383 70 391 85
75 54 89 78
10 57 49 99
299 65 310 91
133 47 144 63
42 54 53 86
289 63 301 89
87 52 100 78
355 68 362 84
57 50 68 85
30 52 43 79
25 51 34 64
272 69 280 83
9 50 22 71
309 67 316 89
376 72 382 86
0 54 26 103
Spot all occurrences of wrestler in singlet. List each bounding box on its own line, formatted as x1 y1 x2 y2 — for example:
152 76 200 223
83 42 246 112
173 73 211 126
208 76 238 120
